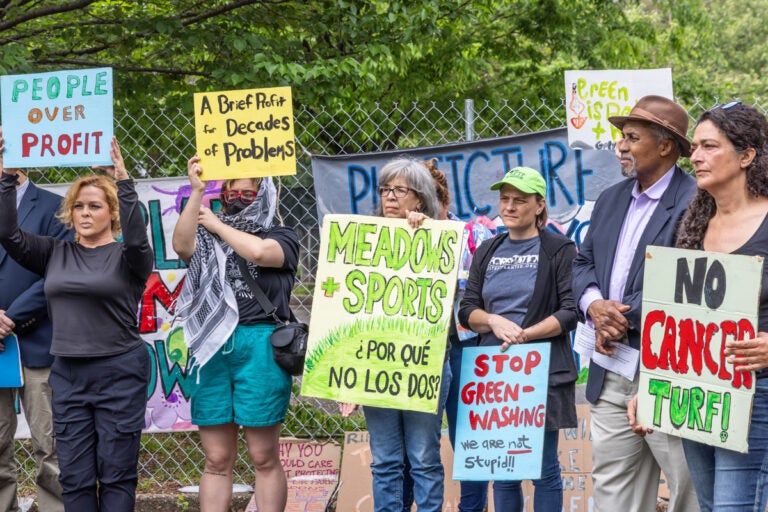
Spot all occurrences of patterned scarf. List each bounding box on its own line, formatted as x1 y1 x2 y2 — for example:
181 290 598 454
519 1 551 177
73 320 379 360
176 177 277 370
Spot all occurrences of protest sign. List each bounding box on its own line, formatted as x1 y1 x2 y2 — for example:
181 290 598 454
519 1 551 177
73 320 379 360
1 67 113 167
194 86 296 180
337 431 494 512
453 344 550 481
300 214 463 413
637 246 762 453
246 438 340 512
310 128 622 248
564 68 673 151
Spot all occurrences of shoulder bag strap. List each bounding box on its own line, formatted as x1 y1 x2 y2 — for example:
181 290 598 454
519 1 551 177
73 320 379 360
235 255 283 323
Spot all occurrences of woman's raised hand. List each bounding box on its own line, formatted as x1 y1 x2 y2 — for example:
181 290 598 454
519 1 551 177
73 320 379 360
94 137 129 181
187 155 205 192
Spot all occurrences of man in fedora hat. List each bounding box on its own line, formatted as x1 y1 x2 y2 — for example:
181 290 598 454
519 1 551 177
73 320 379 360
572 95 699 511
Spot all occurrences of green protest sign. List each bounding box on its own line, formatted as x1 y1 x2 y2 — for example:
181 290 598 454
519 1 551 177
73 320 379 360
300 215 463 413
637 246 762 453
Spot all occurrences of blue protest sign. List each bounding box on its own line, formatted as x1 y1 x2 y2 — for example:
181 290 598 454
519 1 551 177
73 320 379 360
453 344 550 481
1 67 113 167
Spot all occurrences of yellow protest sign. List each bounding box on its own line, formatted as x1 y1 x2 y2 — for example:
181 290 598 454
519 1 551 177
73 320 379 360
193 86 296 180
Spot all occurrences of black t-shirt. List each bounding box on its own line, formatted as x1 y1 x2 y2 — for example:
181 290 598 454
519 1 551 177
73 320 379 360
732 213 768 379
228 226 299 324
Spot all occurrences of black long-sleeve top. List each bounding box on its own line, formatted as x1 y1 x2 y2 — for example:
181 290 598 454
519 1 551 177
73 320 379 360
0 172 153 357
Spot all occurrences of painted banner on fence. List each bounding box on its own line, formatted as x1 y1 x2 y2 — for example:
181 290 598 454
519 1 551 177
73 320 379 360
194 86 296 180
309 127 622 247
0 67 113 167
564 68 673 151
300 214 463 413
453 344 550 481
14 176 214 438
636 246 762 453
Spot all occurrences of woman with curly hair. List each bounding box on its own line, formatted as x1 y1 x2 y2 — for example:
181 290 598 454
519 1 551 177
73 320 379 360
664 102 768 511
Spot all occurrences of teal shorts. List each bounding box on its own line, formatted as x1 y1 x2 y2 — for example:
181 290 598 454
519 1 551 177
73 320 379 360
190 323 292 427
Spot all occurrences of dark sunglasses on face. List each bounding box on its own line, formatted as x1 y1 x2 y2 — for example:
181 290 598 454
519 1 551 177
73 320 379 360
377 185 413 198
220 189 258 205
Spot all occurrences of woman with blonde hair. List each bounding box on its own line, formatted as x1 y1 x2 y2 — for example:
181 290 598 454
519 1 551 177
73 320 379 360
0 136 154 512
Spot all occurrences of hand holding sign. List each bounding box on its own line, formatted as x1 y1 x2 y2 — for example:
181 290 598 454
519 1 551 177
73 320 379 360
93 137 128 181
186 155 206 193
726 334 768 372
0 309 15 338
626 394 653 438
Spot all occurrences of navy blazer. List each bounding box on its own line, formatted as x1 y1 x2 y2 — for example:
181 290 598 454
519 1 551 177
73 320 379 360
571 166 696 403
0 181 70 367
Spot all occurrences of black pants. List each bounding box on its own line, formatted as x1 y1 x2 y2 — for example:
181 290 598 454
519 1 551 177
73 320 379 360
49 344 150 512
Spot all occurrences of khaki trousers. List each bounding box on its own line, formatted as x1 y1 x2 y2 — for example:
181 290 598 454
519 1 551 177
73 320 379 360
0 366 64 512
591 371 700 512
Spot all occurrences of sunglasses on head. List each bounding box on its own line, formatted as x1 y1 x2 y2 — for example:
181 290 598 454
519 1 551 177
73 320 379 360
220 189 258 205
714 100 742 111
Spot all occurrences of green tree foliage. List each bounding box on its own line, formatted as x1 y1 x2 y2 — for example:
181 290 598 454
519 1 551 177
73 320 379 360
0 0 758 154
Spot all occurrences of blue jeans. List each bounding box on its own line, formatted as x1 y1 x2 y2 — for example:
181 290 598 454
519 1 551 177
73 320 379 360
493 430 562 512
363 361 451 512
756 450 768 512
445 338 489 512
682 378 768 512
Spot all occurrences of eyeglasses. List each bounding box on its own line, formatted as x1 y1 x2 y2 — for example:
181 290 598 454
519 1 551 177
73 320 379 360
716 101 742 111
377 185 413 198
220 189 258 205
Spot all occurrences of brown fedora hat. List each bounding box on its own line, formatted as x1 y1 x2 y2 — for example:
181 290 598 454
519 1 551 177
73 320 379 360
608 95 691 157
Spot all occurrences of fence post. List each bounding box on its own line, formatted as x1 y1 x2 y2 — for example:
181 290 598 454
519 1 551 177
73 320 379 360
464 99 475 141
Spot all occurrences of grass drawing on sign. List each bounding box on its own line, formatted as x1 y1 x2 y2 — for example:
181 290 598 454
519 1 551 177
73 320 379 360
302 315 448 396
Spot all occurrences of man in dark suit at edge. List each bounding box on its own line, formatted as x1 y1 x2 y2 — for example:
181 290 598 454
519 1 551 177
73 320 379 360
571 96 700 512
0 128 71 512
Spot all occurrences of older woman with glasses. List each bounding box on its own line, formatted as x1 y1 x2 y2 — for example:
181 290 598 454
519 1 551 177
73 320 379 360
172 156 299 512
340 157 451 512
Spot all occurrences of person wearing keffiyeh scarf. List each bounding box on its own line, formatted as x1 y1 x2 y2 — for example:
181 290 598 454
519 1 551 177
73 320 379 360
173 155 298 512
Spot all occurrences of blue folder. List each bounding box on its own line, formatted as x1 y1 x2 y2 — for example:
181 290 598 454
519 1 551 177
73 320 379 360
0 334 23 388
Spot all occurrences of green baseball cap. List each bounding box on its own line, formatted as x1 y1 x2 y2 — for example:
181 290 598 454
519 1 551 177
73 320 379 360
489 166 547 196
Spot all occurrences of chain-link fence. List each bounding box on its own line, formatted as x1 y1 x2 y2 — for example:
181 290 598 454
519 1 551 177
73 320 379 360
15 95 745 493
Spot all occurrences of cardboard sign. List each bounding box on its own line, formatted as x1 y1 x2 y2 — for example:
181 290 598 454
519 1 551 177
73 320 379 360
246 438 340 512
637 246 761 453
453 345 550 481
338 406 668 512
194 86 296 180
300 215 463 413
564 68 673 151
1 67 113 167
522 403 593 512
337 431 494 512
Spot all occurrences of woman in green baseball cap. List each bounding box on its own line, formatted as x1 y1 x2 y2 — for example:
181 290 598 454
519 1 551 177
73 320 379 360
458 166 579 512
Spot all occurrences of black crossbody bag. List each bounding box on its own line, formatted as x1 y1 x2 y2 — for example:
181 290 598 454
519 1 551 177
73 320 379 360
236 257 307 376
